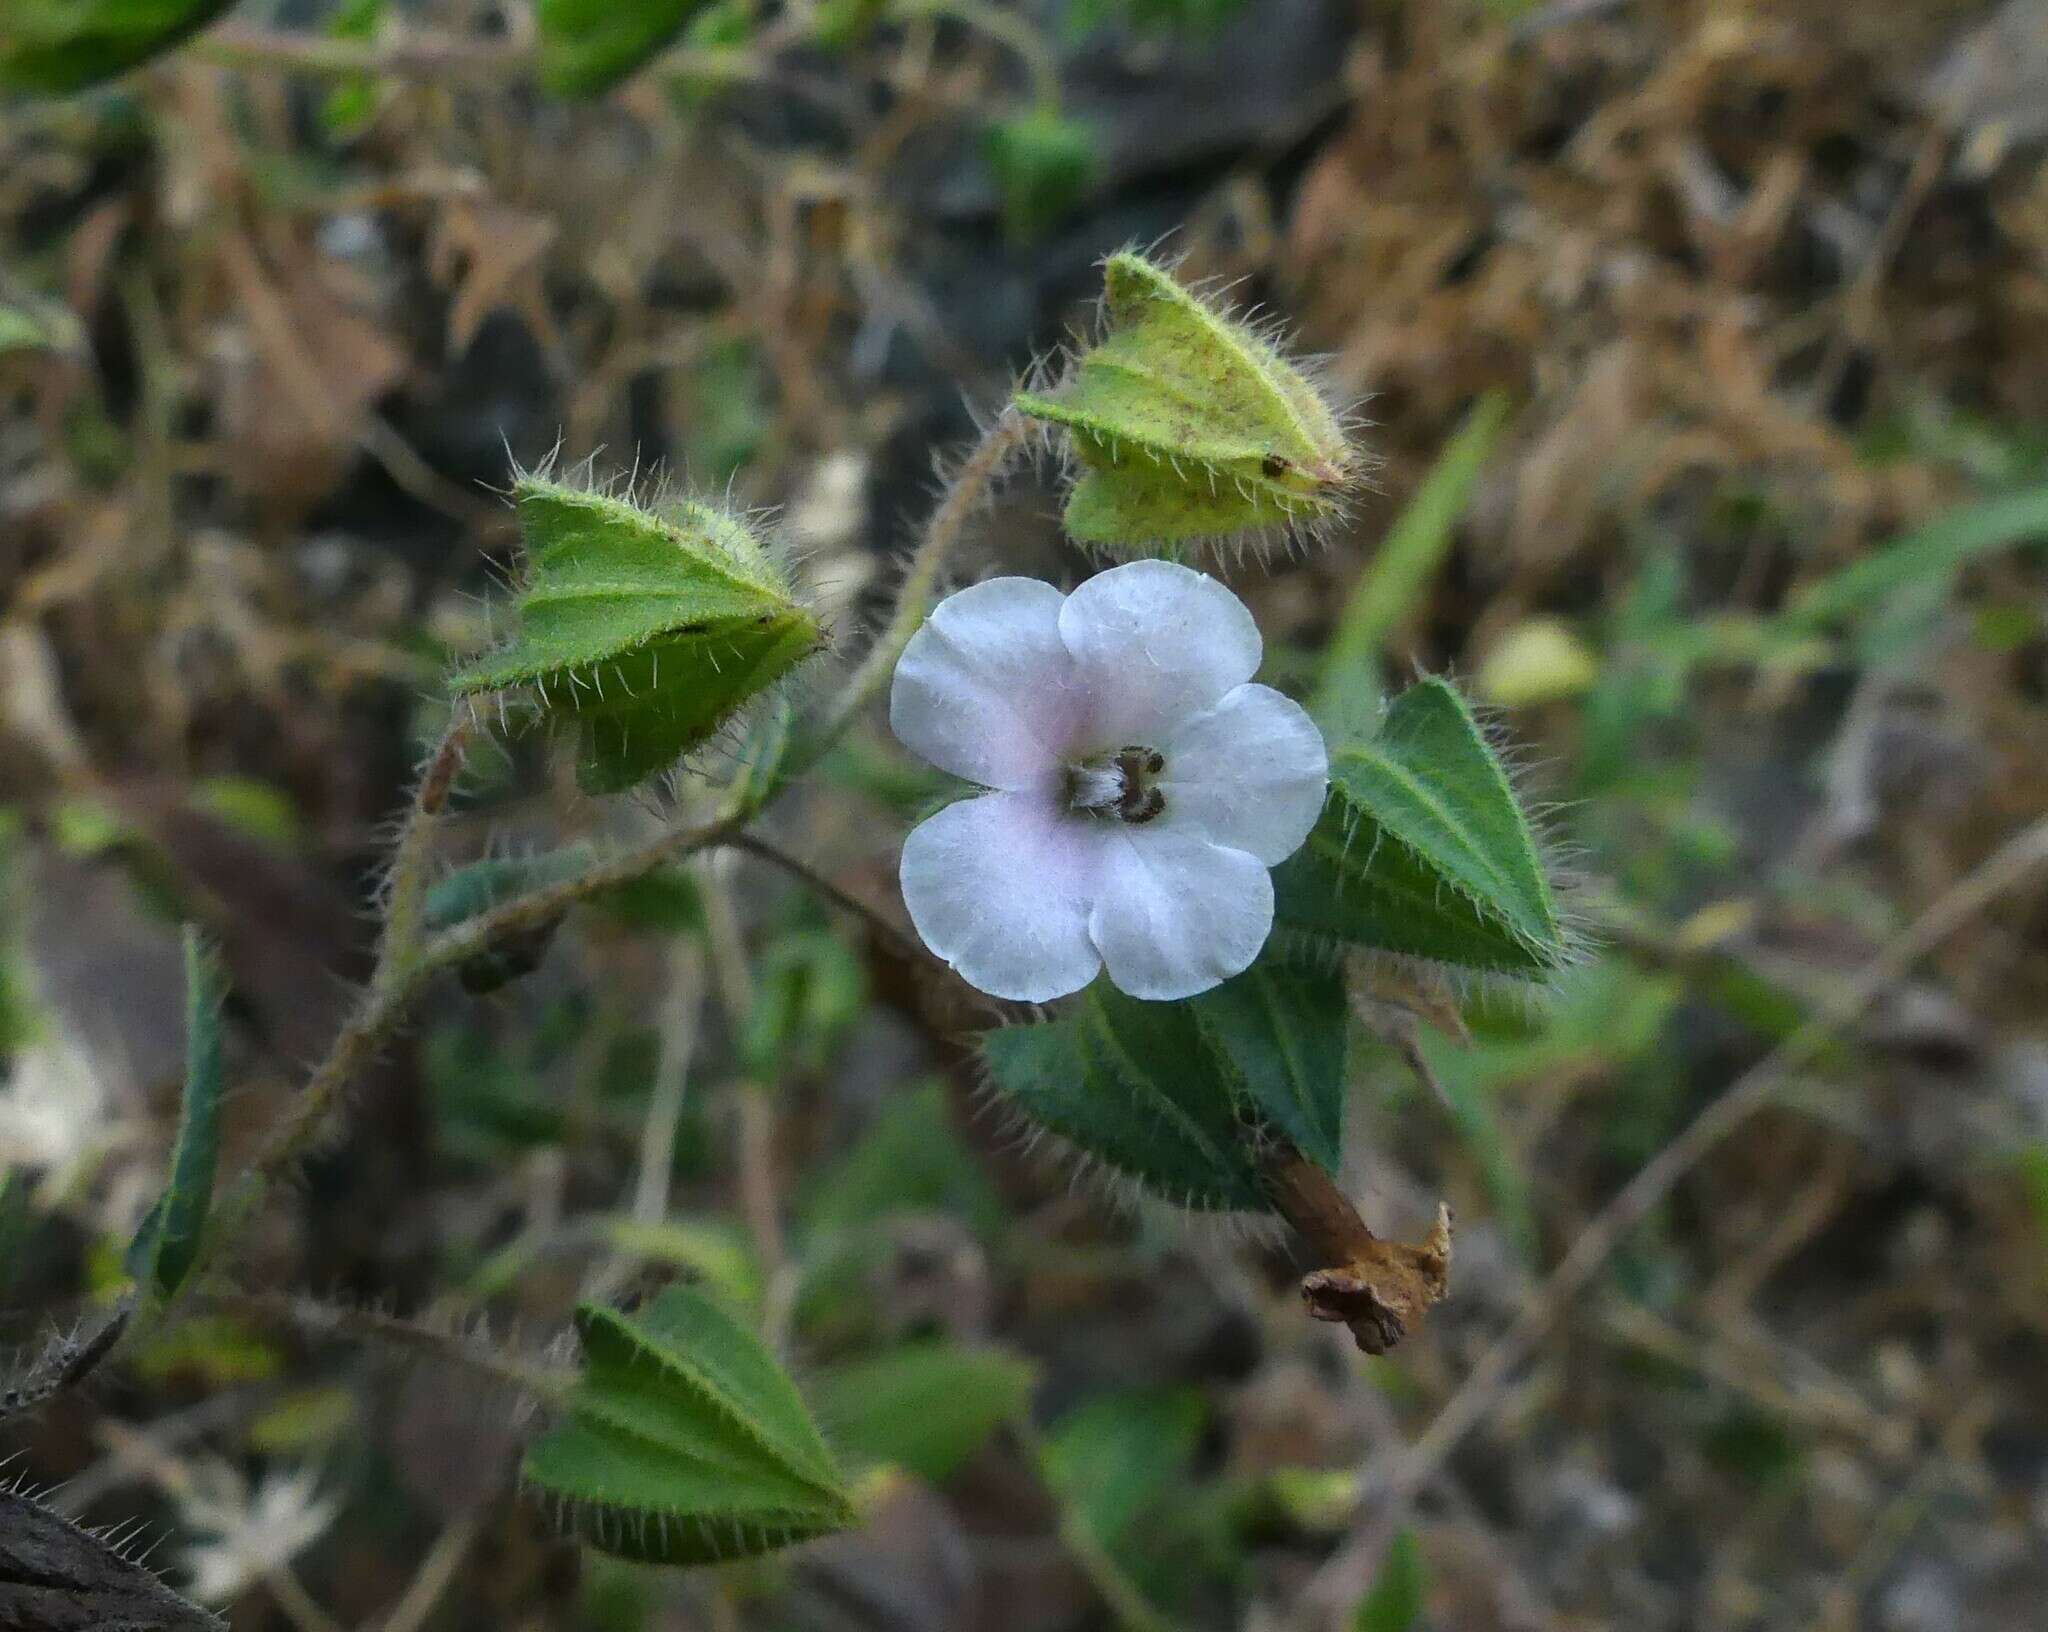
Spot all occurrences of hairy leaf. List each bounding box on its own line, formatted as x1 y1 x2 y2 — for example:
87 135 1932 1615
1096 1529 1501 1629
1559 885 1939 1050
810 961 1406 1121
1014 251 1357 548
126 928 224 1300
0 0 233 93
982 983 1265 1209
453 477 820 793
1274 677 1567 977
523 1287 853 1564
0 1488 222 1631
1190 961 1347 1174
813 1341 1038 1482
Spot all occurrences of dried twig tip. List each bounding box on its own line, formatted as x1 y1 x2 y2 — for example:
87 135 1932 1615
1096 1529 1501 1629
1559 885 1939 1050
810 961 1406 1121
1300 1203 1454 1356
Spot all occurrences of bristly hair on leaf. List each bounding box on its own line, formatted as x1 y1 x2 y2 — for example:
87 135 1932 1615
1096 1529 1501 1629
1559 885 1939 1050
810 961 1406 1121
1014 248 1371 559
451 465 824 795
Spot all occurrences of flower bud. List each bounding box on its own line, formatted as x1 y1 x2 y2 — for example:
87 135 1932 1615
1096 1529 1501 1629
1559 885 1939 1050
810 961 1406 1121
1015 251 1360 551
453 475 822 793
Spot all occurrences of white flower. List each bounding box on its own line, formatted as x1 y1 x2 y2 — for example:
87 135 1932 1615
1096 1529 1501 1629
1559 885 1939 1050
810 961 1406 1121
891 559 1328 1003
179 1464 339 1605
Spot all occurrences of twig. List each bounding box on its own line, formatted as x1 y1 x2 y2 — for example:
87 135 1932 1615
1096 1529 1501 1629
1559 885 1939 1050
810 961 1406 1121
206 1292 569 1402
729 829 922 960
1306 811 2048 1626
806 405 1031 757
380 705 475 983
376 1512 484 1632
633 944 706 1224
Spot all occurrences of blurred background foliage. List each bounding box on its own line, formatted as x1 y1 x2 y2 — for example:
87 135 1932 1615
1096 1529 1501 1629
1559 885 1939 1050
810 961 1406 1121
4 1 2048 1629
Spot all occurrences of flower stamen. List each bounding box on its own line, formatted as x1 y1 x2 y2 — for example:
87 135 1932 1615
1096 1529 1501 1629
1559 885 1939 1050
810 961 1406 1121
1069 745 1168 824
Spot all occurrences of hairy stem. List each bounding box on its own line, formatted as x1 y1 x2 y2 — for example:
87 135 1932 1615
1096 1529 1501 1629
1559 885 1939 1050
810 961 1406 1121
808 404 1031 758
209 1291 571 1402
380 704 475 984
199 808 749 1294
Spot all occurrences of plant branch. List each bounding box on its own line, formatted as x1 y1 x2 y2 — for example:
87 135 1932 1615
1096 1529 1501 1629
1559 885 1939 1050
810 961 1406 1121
207 1291 571 1402
807 404 1031 759
380 704 475 983
729 829 921 960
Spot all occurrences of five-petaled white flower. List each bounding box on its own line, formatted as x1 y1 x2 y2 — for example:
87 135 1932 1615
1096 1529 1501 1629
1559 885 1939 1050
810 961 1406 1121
891 559 1329 1003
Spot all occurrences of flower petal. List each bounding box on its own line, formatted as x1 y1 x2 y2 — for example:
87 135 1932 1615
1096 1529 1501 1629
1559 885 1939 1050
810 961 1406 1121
1058 560 1261 750
900 791 1108 1002
891 577 1082 789
1159 682 1328 864
1088 831 1273 1001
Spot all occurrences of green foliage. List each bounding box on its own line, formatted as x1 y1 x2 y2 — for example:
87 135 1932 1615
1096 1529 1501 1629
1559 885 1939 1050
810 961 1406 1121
814 1341 1038 1482
740 926 865 1080
1274 677 1569 978
126 928 225 1301
426 848 703 938
453 475 821 793
524 1286 854 1564
1190 961 1348 1175
682 337 771 481
1354 1528 1428 1632
1039 1387 1225 1608
798 1079 1005 1243
1015 251 1358 549
535 0 712 97
1040 1387 1204 1545
986 107 1096 243
1063 0 1250 39
0 306 55 353
983 983 1267 1209
0 0 234 94
1785 482 2048 663
1314 391 1509 726
319 0 386 139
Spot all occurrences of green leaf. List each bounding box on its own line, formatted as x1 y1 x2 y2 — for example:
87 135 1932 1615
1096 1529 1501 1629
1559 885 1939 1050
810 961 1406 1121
1274 677 1567 978
986 107 1096 243
716 691 796 821
0 0 234 93
0 305 54 353
1314 391 1509 725
1190 961 1347 1175
319 0 386 139
739 927 865 1080
797 1079 1005 1242
1038 1387 1205 1551
524 1286 854 1564
1354 1528 1428 1632
126 927 225 1300
536 0 710 96
982 984 1265 1210
1015 251 1359 549
813 1341 1038 1482
454 477 820 794
1786 483 2048 629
